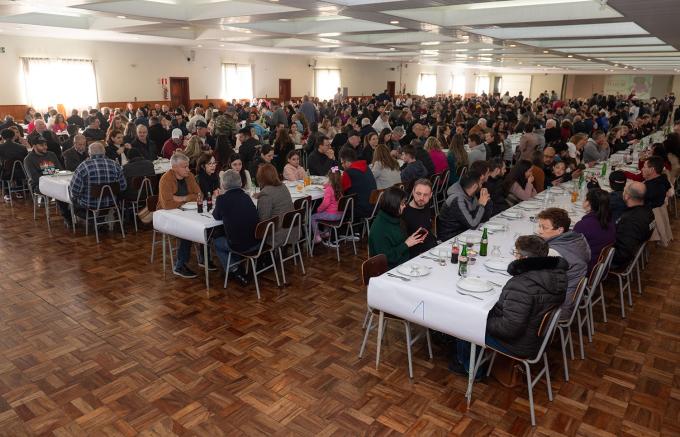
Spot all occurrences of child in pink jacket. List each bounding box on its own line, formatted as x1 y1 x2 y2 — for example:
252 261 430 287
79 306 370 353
311 167 343 243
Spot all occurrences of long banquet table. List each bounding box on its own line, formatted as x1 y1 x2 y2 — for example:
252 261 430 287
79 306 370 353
365 130 660 406
153 180 326 292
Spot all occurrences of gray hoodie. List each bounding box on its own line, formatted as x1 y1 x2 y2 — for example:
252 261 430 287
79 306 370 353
582 139 609 164
547 231 591 320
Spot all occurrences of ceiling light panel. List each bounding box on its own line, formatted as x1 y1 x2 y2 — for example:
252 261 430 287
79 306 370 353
474 22 647 39
560 45 676 53
385 0 620 27
232 16 400 35
336 31 454 45
520 37 665 48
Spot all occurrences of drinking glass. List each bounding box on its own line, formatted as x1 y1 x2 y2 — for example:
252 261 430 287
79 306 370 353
438 248 447 266
491 245 501 258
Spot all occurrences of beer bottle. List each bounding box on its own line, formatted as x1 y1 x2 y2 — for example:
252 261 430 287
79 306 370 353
479 228 488 257
458 245 468 277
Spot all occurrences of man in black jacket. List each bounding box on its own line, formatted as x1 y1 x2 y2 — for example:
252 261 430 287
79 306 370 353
121 148 155 201
437 170 492 241
641 156 671 209
612 181 654 269
237 127 259 173
28 120 63 165
62 135 88 171
307 136 338 176
0 128 28 164
452 235 567 376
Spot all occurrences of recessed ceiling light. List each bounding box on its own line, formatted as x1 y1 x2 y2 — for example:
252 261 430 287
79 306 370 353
543 50 549 53
219 44 224 47
614 63 619 66
244 30 252 33
567 54 573 58
389 47 395 51
509 44 517 47
518 61 523 64
197 44 202 48
319 32 340 37
537 64 541 66
117 15 126 19
421 41 440 46
181 26 190 30
133 37 139 40
390 20 399 24
586 58 591 61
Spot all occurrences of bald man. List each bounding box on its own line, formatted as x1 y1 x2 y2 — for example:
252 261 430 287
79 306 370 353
611 181 654 269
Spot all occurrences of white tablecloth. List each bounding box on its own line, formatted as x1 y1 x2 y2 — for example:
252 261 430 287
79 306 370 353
367 187 587 345
153 209 221 244
38 160 171 205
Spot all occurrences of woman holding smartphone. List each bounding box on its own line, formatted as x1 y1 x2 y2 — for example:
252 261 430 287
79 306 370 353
368 186 427 268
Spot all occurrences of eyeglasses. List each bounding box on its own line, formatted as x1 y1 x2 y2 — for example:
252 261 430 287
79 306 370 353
207 161 217 166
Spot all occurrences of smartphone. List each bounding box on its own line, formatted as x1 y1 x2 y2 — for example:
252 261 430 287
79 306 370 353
415 227 428 238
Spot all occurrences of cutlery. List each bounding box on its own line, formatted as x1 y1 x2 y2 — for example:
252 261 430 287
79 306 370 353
475 276 503 287
420 255 440 261
387 272 410 281
456 290 483 300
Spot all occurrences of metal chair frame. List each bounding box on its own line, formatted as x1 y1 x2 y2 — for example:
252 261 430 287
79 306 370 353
311 194 357 262
278 208 306 285
83 183 126 244
1 160 30 207
122 176 154 233
556 277 588 381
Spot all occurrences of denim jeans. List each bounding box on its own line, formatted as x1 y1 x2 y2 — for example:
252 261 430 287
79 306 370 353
454 333 512 376
214 236 241 272
175 238 192 270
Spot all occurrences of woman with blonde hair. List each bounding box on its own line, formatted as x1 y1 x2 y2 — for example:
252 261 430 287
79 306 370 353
370 143 401 189
183 135 204 171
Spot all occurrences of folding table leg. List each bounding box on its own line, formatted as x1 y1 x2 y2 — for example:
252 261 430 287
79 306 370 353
203 235 210 297
465 344 476 407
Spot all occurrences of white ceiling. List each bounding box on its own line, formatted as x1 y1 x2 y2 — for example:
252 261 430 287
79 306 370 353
0 0 678 74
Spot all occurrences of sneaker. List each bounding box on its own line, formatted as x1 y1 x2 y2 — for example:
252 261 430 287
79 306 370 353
348 234 361 242
198 260 217 271
15 193 23 199
229 270 250 287
313 235 322 244
173 265 198 279
321 239 339 248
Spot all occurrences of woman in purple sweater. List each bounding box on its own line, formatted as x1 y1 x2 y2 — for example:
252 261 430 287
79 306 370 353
573 188 616 273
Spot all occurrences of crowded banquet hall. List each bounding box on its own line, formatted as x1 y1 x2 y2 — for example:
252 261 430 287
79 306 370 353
1 0 680 434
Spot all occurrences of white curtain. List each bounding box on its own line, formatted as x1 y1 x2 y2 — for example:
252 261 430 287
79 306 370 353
22 58 98 112
475 76 489 95
417 73 436 97
314 69 341 101
222 63 253 101
451 74 466 96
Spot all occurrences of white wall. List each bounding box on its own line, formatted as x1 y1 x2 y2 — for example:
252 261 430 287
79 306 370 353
530 74 565 99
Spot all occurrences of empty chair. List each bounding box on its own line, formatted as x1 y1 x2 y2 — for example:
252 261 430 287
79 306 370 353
293 195 312 255
587 245 615 333
358 254 433 379
1 160 29 207
556 277 588 381
278 208 306 285
362 189 384 239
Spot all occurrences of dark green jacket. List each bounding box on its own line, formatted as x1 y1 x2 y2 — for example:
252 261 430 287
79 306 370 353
368 210 409 268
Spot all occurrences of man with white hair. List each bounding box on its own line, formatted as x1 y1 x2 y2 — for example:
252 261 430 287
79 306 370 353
211 169 258 286
544 118 561 144
187 107 206 133
68 141 127 211
132 124 157 161
469 118 487 137
158 152 201 278
62 134 88 171
372 111 392 133
359 117 376 140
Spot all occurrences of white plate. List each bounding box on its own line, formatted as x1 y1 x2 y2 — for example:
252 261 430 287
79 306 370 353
484 259 511 272
429 245 452 257
457 278 493 293
501 210 522 219
396 263 431 277
517 201 541 210
459 231 482 244
181 202 198 210
485 223 505 232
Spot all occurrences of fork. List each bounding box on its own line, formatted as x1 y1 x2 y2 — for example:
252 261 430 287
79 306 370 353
456 290 483 300
387 272 411 281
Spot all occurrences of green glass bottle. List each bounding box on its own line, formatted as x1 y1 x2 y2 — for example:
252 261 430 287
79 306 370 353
479 228 488 257
458 245 468 277
601 161 607 177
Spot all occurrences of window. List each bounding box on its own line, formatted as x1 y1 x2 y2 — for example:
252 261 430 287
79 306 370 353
451 74 466 96
314 69 341 101
417 73 437 97
22 58 98 112
222 63 253 101
475 75 489 95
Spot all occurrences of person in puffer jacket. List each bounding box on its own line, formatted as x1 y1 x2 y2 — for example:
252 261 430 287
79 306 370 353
452 235 568 375
536 208 591 321
437 170 493 242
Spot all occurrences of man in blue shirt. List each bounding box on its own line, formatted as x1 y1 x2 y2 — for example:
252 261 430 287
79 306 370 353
68 142 127 210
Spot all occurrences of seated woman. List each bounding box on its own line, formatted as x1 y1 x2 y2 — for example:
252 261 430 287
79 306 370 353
367 186 427 268
369 144 401 189
503 159 536 205
250 144 275 181
282 150 306 181
195 152 220 200
452 235 568 376
573 188 616 273
255 163 295 247
424 137 448 175
225 153 252 191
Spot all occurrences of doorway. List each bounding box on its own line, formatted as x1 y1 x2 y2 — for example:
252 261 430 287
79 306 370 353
279 79 291 103
170 77 190 110
387 81 396 97
493 77 502 95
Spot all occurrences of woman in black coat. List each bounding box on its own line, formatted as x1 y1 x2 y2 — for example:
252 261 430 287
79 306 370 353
451 235 568 375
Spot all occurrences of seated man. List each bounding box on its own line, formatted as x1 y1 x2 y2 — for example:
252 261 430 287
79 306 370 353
27 119 63 165
237 127 260 172
23 135 71 226
340 146 377 219
307 135 338 176
437 170 492 242
212 169 258 286
452 235 568 376
401 178 437 257
161 128 185 159
400 145 428 191
611 181 654 270
536 208 590 321
483 158 508 215
121 148 155 201
62 134 88 171
608 170 627 221
158 153 201 278
132 124 157 161
82 116 106 142
467 133 486 165
68 142 127 214
641 156 671 209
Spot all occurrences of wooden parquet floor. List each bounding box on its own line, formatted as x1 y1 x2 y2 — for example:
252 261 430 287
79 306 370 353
0 200 678 437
